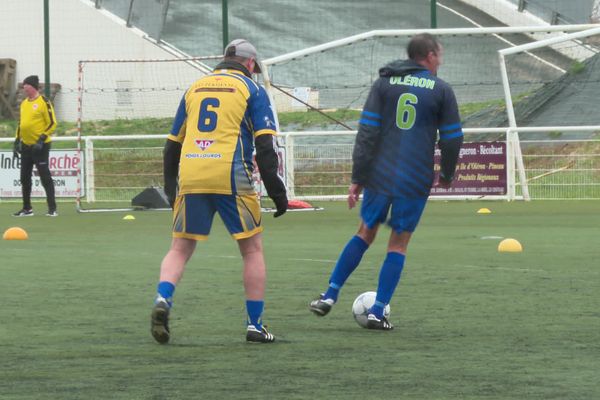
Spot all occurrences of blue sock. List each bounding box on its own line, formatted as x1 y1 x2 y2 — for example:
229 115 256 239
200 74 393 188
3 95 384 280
324 235 369 302
246 300 264 330
370 252 405 318
156 281 175 307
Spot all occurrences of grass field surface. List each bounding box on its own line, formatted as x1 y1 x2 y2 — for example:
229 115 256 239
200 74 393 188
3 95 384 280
0 200 598 399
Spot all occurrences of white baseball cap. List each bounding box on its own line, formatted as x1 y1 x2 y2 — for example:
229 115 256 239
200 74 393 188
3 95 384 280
224 39 262 73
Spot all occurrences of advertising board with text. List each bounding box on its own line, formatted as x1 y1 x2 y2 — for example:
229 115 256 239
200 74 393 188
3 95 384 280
0 150 83 198
431 142 506 196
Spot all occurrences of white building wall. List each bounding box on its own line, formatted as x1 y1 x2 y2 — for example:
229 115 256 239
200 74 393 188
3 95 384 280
0 0 206 122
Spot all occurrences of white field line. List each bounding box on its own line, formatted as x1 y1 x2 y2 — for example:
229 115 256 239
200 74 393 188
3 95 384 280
204 255 553 274
459 264 547 273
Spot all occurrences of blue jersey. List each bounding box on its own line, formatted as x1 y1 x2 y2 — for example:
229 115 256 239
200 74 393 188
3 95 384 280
352 60 463 198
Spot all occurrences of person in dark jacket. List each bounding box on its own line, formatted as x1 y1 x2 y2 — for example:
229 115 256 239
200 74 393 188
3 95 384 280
310 33 463 330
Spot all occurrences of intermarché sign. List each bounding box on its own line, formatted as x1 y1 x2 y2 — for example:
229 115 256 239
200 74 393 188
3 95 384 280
0 150 83 198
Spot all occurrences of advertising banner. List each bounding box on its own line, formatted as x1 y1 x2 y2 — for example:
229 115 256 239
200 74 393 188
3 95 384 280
431 142 506 196
0 150 83 198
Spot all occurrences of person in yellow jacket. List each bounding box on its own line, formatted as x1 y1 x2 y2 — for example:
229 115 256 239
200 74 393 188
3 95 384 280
13 75 58 217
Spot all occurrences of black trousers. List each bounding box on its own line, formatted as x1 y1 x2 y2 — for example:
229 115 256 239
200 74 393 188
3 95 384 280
20 143 57 211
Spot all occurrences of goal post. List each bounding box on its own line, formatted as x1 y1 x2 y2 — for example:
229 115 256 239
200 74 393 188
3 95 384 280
498 25 600 200
70 25 600 208
75 55 291 212
261 25 600 201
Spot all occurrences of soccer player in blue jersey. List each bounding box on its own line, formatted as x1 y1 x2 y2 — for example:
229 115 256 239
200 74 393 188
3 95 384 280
310 34 463 330
151 39 287 344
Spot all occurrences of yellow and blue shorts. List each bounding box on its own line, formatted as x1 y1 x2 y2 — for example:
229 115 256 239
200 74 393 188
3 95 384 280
172 193 263 241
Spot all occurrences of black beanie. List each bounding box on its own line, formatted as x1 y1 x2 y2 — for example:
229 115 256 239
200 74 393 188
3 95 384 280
23 75 40 90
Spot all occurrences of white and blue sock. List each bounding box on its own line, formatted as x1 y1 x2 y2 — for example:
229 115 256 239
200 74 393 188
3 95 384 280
370 252 405 318
246 300 264 330
324 235 369 302
156 281 175 307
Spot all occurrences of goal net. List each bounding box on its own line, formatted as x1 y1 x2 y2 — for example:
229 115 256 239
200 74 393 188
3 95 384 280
498 26 600 199
73 26 600 208
261 25 600 200
261 26 597 113
76 55 288 211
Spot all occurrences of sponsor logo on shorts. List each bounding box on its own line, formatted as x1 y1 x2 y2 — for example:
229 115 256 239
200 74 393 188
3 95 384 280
195 139 214 151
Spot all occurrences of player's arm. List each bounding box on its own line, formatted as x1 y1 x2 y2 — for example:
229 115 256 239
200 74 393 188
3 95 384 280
352 79 383 186
163 139 181 207
42 96 58 141
437 85 464 186
251 86 287 217
163 94 187 207
38 96 57 143
13 123 21 157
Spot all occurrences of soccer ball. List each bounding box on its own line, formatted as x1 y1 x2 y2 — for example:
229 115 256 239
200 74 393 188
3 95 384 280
352 291 390 328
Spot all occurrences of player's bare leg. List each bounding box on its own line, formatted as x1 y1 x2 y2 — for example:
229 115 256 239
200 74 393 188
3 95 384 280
151 237 196 344
159 237 197 284
238 234 266 300
238 234 274 343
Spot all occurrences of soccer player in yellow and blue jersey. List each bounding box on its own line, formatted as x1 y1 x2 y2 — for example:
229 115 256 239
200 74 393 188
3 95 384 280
151 39 287 344
13 75 58 217
310 34 463 330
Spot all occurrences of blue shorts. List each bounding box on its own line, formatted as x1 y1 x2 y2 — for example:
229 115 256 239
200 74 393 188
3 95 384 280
360 189 428 233
172 193 263 241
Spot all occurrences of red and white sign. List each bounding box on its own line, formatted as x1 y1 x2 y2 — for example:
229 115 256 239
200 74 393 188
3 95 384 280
0 150 83 198
195 139 214 151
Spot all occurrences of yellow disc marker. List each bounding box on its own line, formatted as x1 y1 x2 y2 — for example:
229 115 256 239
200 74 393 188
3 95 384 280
477 208 492 214
3 227 29 240
123 215 136 220
498 238 523 253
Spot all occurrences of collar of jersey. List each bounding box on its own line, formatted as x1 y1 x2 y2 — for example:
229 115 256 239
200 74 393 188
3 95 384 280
213 61 252 77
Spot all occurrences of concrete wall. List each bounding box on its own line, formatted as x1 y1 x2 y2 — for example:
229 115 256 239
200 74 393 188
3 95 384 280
0 0 204 122
458 0 597 60
458 0 549 27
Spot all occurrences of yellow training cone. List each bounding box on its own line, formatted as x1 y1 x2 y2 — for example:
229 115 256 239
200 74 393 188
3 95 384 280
477 208 492 214
3 227 29 240
498 238 522 253
123 215 136 220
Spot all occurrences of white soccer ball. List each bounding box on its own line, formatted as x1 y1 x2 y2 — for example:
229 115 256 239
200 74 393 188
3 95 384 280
352 291 391 328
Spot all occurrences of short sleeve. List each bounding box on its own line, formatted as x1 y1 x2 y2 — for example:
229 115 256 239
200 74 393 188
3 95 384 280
248 85 277 138
168 94 187 143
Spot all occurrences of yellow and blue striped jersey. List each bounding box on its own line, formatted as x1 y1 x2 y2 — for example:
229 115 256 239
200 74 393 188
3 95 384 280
168 69 277 195
16 95 57 145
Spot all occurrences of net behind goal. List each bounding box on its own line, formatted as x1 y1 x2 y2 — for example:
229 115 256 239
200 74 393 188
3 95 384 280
77 56 221 211
74 26 600 208
497 26 600 200
261 25 597 112
77 55 291 211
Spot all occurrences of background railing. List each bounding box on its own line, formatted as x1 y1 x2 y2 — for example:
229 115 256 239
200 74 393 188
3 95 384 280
2 127 599 203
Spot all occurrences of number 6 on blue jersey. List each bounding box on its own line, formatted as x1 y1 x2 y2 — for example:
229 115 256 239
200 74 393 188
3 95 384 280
396 93 418 130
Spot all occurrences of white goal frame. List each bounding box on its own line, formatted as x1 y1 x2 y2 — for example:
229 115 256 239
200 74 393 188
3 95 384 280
498 25 600 200
67 25 600 208
261 25 600 201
